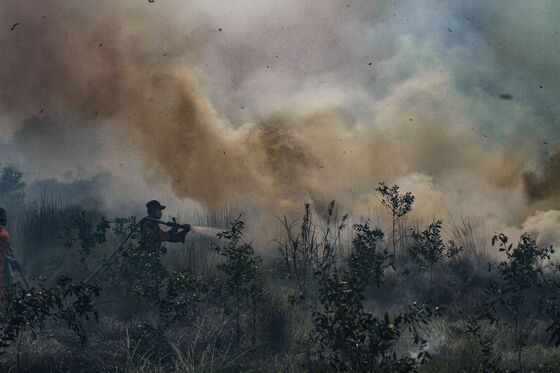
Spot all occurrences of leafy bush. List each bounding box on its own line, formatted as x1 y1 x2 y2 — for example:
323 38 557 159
347 222 390 288
0 277 99 352
463 315 502 373
376 182 415 258
0 166 25 214
476 233 554 372
64 211 110 256
409 221 462 290
214 218 263 349
312 222 441 372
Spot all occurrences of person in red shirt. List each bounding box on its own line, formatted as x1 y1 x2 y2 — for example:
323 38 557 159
139 200 190 255
122 201 190 298
134 200 190 278
0 208 15 303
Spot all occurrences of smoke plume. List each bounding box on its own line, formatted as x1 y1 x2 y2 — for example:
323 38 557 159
1 0 560 243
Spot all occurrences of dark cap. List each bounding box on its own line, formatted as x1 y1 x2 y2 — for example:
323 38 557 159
0 208 6 224
146 200 166 213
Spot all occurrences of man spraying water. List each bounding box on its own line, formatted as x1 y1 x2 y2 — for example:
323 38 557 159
140 200 191 254
140 200 223 239
83 200 222 284
130 200 193 287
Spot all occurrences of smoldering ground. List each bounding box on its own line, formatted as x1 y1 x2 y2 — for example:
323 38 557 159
1 0 560 244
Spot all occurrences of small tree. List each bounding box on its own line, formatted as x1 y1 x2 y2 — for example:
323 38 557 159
215 218 262 349
480 233 554 373
348 222 390 288
64 211 111 256
63 211 111 272
409 221 462 291
544 262 560 348
376 182 414 258
312 222 440 372
0 166 25 215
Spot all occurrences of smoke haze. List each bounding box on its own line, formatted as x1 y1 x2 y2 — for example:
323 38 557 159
1 0 560 245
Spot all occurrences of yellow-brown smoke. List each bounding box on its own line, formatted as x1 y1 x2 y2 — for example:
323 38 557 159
0 0 553 239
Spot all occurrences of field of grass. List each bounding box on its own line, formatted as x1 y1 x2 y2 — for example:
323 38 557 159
1 186 560 373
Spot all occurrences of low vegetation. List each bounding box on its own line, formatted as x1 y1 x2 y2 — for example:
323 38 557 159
0 168 559 372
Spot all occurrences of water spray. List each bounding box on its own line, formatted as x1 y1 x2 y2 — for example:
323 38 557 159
190 226 223 237
143 217 224 238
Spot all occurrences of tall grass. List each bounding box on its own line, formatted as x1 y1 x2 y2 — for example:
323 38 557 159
447 215 487 255
12 197 82 263
164 204 240 277
275 201 350 300
6 196 560 373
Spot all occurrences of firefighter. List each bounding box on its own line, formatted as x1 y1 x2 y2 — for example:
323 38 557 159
0 208 15 303
120 201 190 299
140 200 191 254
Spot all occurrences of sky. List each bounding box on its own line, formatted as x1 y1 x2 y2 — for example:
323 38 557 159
1 0 560 244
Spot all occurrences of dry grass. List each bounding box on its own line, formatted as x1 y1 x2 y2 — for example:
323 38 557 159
3 199 560 372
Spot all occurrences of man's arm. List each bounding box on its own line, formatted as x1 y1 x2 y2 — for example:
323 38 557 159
164 224 190 243
141 218 190 244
